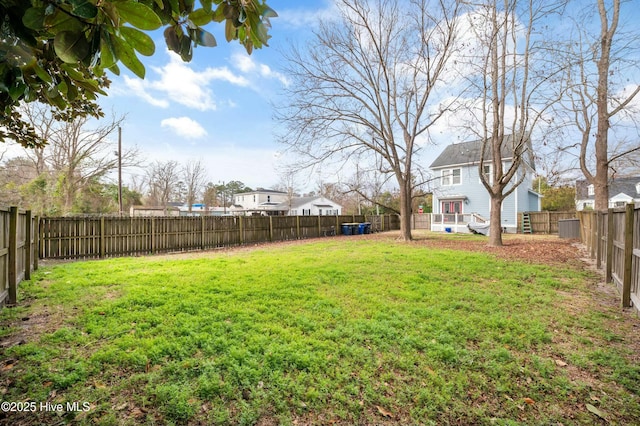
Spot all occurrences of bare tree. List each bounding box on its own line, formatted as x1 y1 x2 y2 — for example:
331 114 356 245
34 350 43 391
17 103 138 214
145 160 181 211
457 0 565 246
182 160 208 213
554 0 640 209
277 0 462 241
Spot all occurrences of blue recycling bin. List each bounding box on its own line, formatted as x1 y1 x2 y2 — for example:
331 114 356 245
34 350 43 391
358 222 371 234
341 224 353 235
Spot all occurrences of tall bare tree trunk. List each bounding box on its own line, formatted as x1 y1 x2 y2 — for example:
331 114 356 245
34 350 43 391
488 196 503 246
399 178 413 241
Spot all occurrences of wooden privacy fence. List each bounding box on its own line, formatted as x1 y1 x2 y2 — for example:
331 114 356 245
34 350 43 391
1 207 38 307
39 214 400 260
519 211 577 234
578 205 640 311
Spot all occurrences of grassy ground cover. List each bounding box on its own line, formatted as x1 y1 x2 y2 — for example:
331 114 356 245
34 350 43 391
1 232 639 425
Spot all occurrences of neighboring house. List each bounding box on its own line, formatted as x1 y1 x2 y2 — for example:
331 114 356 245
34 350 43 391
234 190 343 216
284 196 342 216
429 136 542 233
575 177 640 211
233 189 290 216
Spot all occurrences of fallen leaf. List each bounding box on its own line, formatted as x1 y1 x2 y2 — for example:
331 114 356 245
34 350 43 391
523 397 535 405
586 403 608 421
555 359 568 367
114 403 128 411
590 395 601 402
131 407 146 418
1 363 15 371
43 381 53 388
376 405 394 418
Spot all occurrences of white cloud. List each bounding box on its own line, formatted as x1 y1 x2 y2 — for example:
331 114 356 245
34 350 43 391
160 117 208 139
123 51 250 111
230 53 291 87
122 76 170 108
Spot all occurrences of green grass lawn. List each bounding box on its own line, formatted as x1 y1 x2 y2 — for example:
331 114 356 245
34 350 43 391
1 234 639 425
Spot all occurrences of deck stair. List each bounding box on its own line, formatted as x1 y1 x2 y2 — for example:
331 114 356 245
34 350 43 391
522 212 532 234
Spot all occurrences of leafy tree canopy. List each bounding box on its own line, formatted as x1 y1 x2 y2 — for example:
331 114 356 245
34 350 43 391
1 0 277 148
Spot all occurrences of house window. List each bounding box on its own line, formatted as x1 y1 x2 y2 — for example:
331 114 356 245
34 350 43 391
303 209 311 216
588 185 594 196
481 164 492 184
253 195 256 202
441 200 463 214
267 195 271 202
442 168 461 186
291 210 297 215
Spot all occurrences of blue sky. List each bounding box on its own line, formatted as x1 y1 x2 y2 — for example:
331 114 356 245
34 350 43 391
96 0 337 191
6 1 638 193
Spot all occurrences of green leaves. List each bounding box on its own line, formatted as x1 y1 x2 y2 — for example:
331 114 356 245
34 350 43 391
120 27 155 57
67 0 98 19
111 35 145 78
114 1 162 31
3 0 277 149
54 31 90 63
22 7 46 31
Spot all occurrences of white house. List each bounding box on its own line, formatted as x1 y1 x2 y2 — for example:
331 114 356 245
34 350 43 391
575 177 640 210
233 189 290 215
429 136 542 233
285 196 342 216
233 190 342 216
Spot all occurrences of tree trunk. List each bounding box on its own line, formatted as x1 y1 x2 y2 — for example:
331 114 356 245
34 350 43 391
488 195 503 247
399 179 412 241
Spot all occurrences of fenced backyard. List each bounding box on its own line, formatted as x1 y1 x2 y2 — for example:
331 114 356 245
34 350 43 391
38 214 399 260
578 205 640 312
0 207 38 307
1 210 399 306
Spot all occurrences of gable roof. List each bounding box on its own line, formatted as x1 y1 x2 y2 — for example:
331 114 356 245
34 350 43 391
576 176 640 200
276 196 342 210
430 135 531 169
236 189 288 195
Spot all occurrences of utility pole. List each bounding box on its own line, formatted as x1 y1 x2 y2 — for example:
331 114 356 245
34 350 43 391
118 126 123 215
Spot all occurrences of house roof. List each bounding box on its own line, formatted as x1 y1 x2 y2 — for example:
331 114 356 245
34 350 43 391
277 196 342 210
430 135 532 169
576 176 640 200
236 189 287 195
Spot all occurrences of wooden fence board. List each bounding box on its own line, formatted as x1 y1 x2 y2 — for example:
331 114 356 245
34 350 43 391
38 215 398 261
0 208 37 307
579 206 640 313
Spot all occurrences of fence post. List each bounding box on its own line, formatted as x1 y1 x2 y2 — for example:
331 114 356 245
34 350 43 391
596 211 603 269
545 211 549 234
33 216 38 270
24 210 32 281
99 216 105 259
621 203 634 308
296 216 300 239
318 215 321 236
7 207 18 306
606 208 613 283
151 217 156 255
269 216 273 242
201 216 205 250
590 212 597 259
239 216 244 245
